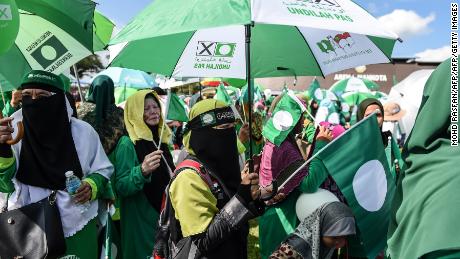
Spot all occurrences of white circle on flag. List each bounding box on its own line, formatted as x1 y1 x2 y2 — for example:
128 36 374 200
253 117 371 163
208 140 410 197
352 160 387 212
314 88 323 100
41 45 57 61
328 112 340 124
273 111 293 131
218 44 232 55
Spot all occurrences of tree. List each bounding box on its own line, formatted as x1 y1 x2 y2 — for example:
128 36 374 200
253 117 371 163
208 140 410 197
71 54 104 78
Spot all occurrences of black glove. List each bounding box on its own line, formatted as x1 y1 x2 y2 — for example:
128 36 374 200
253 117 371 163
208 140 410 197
153 226 169 259
236 183 253 205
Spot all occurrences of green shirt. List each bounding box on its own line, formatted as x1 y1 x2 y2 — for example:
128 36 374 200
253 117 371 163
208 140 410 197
111 136 159 259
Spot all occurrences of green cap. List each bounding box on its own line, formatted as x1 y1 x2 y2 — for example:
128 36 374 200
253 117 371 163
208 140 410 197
21 70 65 91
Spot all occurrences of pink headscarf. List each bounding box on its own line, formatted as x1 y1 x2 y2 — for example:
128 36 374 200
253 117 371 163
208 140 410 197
319 121 345 139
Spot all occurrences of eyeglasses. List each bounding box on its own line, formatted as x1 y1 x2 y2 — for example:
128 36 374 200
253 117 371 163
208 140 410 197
21 91 56 100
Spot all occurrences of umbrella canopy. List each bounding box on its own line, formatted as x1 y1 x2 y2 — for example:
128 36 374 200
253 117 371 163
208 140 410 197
0 3 112 91
94 67 157 89
110 0 399 79
330 77 380 96
314 88 339 103
388 69 434 135
315 98 342 125
341 91 378 106
93 10 115 51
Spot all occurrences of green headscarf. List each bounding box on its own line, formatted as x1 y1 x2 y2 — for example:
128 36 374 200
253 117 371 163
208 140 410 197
87 75 115 125
387 59 460 258
356 98 383 122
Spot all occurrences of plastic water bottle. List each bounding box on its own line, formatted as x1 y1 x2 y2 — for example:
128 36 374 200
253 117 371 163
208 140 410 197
65 171 90 213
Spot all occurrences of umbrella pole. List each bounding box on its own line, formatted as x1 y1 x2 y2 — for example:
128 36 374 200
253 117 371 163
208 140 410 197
72 65 85 103
245 24 254 173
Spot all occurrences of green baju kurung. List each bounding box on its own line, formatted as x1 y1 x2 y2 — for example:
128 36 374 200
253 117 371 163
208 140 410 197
112 136 159 259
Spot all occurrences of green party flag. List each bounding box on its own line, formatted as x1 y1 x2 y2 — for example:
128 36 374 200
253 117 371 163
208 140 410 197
240 81 263 104
114 87 138 104
215 84 232 105
316 113 395 258
262 92 306 146
166 91 188 122
307 78 321 101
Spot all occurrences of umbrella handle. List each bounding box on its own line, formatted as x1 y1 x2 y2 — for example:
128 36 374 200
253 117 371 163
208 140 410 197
0 113 24 145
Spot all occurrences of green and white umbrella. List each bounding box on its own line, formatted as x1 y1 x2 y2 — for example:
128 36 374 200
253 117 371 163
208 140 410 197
330 77 380 96
110 0 399 79
313 88 339 103
110 0 400 160
0 1 113 91
315 97 342 125
341 91 387 106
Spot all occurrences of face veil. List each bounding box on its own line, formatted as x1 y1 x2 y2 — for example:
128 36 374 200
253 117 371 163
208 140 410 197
16 85 83 190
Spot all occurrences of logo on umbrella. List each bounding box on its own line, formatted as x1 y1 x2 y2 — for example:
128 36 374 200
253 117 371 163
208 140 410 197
0 4 12 21
196 41 236 58
30 35 70 69
317 32 355 55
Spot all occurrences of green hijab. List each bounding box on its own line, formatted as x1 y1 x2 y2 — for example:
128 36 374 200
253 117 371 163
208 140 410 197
87 75 115 125
387 59 460 258
356 98 384 122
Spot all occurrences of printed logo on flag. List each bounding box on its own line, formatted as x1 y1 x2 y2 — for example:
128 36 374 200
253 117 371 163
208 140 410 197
31 35 68 69
272 111 294 131
0 4 12 21
196 41 236 58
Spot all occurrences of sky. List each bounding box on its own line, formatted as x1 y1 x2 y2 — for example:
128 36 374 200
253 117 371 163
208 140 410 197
96 0 451 62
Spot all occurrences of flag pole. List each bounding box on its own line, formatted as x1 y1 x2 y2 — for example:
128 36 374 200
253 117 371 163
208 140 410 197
245 23 254 173
72 65 85 103
157 89 170 151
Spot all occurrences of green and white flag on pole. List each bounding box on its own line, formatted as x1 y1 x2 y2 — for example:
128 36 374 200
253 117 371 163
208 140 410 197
166 91 188 122
262 92 306 146
214 84 232 105
307 78 321 102
316 113 395 258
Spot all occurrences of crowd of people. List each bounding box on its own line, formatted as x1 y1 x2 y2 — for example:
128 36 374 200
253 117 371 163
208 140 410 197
0 58 457 259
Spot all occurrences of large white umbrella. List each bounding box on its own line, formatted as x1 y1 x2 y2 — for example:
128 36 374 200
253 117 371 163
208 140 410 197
388 69 434 135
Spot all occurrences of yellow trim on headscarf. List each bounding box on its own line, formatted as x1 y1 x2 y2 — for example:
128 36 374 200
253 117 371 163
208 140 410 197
124 90 171 144
169 169 218 237
182 99 229 156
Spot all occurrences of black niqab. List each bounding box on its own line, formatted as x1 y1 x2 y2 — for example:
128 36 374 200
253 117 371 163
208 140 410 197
189 127 241 196
16 86 83 190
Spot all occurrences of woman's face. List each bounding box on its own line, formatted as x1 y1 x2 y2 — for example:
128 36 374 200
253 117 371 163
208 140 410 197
322 236 347 249
143 98 161 126
364 104 383 127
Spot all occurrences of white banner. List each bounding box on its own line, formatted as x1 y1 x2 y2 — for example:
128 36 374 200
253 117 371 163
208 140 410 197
172 25 246 79
252 0 399 40
298 27 390 76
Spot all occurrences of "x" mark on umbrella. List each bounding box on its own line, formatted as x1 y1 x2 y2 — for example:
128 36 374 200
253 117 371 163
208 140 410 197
198 42 214 55
0 8 9 19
